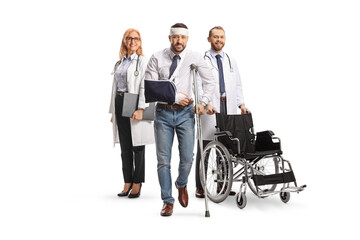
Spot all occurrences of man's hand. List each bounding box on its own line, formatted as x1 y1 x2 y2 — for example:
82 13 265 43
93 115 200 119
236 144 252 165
206 103 216 115
193 104 205 115
178 97 191 106
176 92 190 106
240 104 248 114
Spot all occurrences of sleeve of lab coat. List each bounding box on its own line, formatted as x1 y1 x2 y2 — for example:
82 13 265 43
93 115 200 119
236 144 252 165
196 53 216 104
233 59 245 106
137 56 149 109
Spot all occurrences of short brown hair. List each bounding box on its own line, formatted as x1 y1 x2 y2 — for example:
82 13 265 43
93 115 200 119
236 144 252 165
171 23 188 29
209 26 225 38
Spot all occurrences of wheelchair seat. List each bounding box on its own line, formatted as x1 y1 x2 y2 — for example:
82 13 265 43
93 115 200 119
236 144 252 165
243 149 282 158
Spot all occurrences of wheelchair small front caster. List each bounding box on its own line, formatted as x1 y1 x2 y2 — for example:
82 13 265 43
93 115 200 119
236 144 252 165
280 192 290 203
236 192 247 209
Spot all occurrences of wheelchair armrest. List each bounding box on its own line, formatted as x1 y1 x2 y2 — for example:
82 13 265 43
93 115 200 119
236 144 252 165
255 130 281 151
214 131 233 137
256 130 274 137
214 131 241 155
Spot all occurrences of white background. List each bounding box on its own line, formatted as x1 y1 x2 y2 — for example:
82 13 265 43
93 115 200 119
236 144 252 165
1 0 359 239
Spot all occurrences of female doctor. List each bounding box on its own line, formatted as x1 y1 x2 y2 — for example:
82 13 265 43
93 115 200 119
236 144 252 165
109 28 154 198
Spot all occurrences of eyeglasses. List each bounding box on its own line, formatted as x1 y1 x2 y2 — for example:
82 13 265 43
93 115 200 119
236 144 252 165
126 37 141 42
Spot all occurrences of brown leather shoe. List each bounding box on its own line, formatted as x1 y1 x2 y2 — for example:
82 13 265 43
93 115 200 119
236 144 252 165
175 183 188 208
160 203 173 216
195 188 205 198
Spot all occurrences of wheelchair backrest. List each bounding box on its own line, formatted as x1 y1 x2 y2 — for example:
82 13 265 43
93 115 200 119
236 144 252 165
215 113 256 154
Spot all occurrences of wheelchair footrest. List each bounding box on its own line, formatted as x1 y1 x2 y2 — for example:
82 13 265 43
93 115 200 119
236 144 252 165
253 171 296 186
281 185 307 193
258 185 306 197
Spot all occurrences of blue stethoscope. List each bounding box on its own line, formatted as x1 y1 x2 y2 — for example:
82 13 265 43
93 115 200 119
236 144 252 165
204 52 233 72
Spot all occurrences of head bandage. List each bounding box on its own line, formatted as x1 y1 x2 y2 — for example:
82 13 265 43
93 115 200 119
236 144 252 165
170 27 189 36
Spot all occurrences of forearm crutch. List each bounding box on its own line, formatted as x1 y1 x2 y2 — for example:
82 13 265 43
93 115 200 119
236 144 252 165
191 64 210 217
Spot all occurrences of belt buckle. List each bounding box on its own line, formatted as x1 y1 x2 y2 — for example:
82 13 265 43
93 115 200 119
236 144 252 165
172 104 182 109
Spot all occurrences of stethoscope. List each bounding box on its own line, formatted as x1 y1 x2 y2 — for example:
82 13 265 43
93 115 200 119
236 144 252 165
112 55 140 76
134 56 139 76
204 52 233 72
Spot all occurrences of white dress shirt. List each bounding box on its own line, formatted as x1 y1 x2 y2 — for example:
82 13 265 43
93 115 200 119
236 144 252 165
209 49 226 98
145 48 215 104
114 52 137 92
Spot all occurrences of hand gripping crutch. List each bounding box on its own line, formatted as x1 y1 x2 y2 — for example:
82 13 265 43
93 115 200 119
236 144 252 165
191 64 210 217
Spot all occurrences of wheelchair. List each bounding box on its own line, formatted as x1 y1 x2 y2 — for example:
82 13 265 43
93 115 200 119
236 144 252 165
199 112 306 209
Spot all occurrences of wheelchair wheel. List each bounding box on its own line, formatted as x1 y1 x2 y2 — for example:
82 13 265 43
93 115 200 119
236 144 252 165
236 192 247 209
199 141 233 203
246 156 279 196
280 192 290 203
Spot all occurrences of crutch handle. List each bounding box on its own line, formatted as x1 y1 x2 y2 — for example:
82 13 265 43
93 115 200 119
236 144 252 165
190 64 198 71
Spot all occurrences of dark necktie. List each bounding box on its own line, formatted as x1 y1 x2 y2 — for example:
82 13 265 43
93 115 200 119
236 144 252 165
169 55 180 80
215 54 225 94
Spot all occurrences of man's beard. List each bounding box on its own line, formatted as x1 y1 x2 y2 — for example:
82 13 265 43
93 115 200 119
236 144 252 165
211 41 225 52
171 43 186 53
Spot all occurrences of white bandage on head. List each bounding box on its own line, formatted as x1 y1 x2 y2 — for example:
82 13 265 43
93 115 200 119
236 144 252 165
170 27 189 36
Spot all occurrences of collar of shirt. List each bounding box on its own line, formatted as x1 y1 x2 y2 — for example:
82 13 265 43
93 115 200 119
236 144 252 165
122 52 137 62
166 48 187 60
209 49 224 61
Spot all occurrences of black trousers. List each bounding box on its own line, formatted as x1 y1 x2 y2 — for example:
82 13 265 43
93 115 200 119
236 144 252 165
195 140 211 189
115 94 145 183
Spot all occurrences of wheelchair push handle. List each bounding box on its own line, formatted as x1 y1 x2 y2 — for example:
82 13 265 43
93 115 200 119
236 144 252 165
209 109 251 114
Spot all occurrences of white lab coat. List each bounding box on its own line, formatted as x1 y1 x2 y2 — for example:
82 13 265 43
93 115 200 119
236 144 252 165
109 55 155 147
198 50 245 140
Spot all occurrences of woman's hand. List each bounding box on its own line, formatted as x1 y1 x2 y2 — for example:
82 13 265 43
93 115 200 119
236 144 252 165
132 109 143 120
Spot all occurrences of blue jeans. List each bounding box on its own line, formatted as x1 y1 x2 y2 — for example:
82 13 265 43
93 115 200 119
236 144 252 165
154 104 195 204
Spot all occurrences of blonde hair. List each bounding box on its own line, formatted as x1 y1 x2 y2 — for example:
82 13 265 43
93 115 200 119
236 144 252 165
119 28 144 60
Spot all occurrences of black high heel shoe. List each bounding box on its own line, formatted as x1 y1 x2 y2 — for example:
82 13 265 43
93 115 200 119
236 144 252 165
128 183 142 198
117 184 133 197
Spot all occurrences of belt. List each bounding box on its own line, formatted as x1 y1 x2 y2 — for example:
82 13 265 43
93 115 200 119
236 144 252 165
116 91 127 96
220 97 226 102
157 103 183 109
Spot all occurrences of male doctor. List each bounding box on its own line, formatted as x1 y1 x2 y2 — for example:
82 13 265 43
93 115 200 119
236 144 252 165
195 26 248 198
